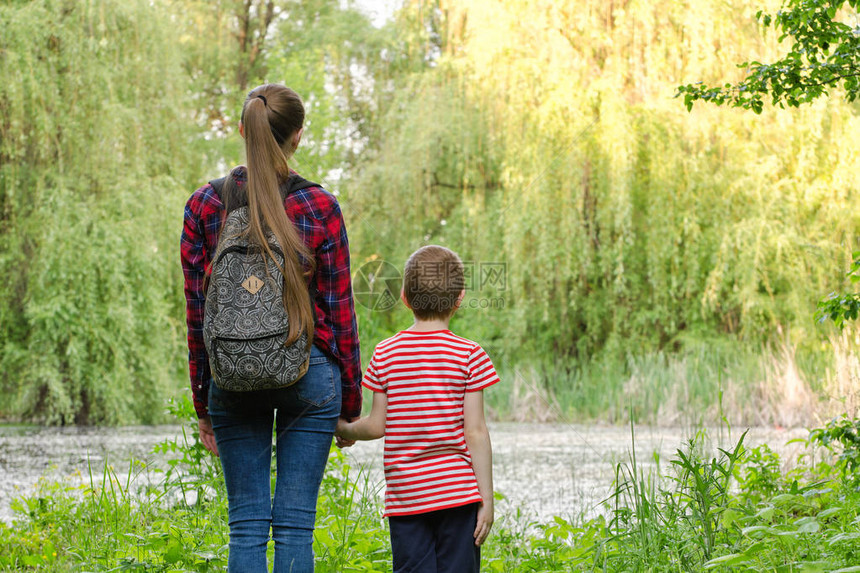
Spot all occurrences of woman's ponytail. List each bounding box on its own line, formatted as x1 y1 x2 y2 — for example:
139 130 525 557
241 85 315 346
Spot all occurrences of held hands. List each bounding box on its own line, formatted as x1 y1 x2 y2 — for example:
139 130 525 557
335 417 356 448
473 499 494 546
334 398 386 447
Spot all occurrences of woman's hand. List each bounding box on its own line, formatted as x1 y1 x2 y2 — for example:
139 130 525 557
198 416 219 456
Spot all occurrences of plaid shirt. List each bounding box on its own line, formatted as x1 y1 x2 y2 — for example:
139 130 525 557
181 167 362 419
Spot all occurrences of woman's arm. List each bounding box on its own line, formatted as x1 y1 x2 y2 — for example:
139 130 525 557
464 389 494 546
336 391 387 441
180 186 217 420
317 200 363 419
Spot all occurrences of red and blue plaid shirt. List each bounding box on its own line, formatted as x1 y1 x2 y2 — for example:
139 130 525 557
181 167 362 419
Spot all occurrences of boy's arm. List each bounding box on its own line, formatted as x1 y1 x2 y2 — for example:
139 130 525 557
464 389 494 546
336 391 388 441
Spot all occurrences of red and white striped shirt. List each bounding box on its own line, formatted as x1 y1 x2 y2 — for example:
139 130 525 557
363 329 499 517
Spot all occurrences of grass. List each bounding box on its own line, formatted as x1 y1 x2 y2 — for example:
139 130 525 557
479 419 860 572
3 399 860 571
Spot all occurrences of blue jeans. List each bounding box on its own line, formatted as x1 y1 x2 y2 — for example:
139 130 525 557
209 345 341 573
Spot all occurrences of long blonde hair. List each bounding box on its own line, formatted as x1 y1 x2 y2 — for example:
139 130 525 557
235 84 315 345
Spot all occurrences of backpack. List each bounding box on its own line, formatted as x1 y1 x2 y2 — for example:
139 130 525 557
202 172 319 392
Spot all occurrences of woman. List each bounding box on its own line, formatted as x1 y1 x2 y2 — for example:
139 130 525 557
181 84 361 572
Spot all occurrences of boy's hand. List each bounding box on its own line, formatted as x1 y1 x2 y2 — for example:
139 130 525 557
334 395 386 446
473 500 494 546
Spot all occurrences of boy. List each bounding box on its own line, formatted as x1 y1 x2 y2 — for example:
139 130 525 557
336 245 498 573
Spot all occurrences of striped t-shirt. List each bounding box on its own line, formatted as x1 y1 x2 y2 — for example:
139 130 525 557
363 329 500 517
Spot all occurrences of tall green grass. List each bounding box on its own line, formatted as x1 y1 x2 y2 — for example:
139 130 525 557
3 400 860 571
478 419 860 572
0 397 390 572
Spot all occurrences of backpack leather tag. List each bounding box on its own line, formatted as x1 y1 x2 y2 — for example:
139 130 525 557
242 276 264 294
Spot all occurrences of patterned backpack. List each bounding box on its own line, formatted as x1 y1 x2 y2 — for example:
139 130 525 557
202 173 316 392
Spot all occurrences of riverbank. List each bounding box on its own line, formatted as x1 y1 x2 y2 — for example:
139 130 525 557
0 422 808 525
1 415 858 571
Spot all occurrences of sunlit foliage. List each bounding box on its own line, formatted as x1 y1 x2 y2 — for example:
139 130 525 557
0 0 205 423
678 0 860 112
1 0 858 423
349 0 860 372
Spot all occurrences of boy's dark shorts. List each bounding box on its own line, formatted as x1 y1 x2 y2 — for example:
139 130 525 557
389 502 481 573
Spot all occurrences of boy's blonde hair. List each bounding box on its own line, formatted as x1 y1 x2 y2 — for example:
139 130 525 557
402 245 464 320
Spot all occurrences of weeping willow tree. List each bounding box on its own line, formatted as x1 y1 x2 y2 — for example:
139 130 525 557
348 0 860 382
0 0 206 423
0 0 397 424
2 0 857 423
164 0 391 179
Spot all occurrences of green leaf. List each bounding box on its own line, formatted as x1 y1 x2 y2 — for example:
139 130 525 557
742 525 779 537
816 507 842 519
828 532 860 545
795 562 832 573
164 542 183 564
705 553 748 568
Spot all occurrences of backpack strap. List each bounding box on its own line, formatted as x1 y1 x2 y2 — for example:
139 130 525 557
208 176 228 200
286 174 320 194
208 172 320 212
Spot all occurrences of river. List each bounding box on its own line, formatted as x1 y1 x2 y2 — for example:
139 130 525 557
0 423 808 525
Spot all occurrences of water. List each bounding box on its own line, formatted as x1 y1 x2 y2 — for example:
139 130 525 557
341 423 809 524
0 423 808 525
0 425 185 523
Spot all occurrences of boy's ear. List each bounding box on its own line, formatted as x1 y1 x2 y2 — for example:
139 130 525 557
400 289 412 309
454 289 466 309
